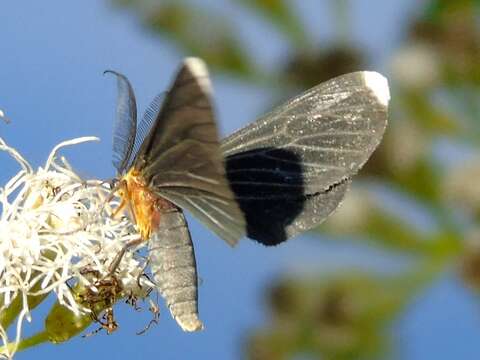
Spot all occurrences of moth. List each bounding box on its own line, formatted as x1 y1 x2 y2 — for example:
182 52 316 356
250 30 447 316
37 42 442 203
106 57 389 331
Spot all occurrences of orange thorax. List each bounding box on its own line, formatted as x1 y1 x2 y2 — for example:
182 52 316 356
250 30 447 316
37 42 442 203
120 168 163 239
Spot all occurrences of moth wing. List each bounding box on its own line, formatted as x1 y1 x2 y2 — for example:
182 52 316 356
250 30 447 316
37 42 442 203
221 71 389 245
134 58 245 246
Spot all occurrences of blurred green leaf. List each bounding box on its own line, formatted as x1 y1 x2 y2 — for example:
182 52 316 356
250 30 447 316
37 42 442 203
411 4 480 87
0 291 48 330
283 47 365 88
44 301 93 343
391 158 442 204
247 270 427 360
322 193 462 255
424 0 480 20
234 0 309 46
146 2 258 79
364 144 443 206
401 91 461 136
354 212 432 254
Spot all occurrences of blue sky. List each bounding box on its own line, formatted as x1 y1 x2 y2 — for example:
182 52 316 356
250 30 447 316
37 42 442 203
2 1 480 359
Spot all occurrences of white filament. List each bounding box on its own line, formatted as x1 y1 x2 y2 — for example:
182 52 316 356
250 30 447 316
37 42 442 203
0 137 150 359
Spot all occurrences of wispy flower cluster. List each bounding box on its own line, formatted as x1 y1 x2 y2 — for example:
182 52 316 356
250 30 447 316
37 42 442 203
0 137 151 359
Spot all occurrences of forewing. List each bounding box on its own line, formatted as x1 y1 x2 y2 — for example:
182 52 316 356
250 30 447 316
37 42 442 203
134 58 245 246
221 71 389 245
105 70 138 175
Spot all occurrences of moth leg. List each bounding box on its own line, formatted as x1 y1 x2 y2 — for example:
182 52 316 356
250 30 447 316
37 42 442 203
111 198 127 219
136 298 160 335
82 325 103 338
108 192 141 275
104 179 130 219
108 236 145 276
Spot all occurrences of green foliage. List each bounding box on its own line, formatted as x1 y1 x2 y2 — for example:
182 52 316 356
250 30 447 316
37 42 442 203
247 269 431 360
233 0 308 46
125 1 258 79
44 301 93 344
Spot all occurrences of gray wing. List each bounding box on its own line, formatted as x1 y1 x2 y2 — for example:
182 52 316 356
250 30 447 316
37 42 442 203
148 207 203 332
134 58 245 246
221 71 389 245
105 70 138 175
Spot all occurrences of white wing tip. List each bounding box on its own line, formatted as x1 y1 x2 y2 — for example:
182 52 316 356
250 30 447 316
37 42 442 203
183 57 212 95
177 315 204 332
362 71 390 107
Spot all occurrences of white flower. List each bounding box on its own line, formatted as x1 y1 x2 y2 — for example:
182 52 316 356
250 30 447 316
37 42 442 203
390 43 441 89
442 157 480 215
0 137 151 359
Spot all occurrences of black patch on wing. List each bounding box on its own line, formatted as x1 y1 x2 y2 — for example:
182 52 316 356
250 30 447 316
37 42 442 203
225 147 302 245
